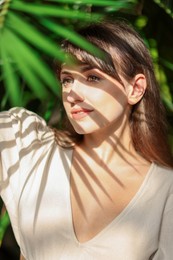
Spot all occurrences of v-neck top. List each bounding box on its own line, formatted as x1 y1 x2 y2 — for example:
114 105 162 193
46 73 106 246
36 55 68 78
0 107 173 260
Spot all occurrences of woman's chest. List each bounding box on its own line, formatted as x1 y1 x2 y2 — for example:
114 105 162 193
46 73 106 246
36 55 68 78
17 155 161 260
70 161 151 244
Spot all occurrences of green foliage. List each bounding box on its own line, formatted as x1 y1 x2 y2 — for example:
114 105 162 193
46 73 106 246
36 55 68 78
0 209 10 246
0 0 173 253
0 0 138 250
0 0 136 108
154 0 173 17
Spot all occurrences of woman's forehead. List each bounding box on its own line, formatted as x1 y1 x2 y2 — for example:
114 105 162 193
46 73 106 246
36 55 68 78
61 62 93 72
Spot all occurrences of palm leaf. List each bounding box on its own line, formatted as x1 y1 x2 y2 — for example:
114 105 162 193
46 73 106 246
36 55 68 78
41 19 103 58
5 23 59 96
50 0 136 5
1 29 22 106
4 29 52 100
154 0 173 17
1 0 136 107
160 57 173 71
10 1 101 20
6 12 66 62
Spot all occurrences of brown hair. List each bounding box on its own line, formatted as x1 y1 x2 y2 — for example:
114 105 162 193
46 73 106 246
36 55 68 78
54 20 173 168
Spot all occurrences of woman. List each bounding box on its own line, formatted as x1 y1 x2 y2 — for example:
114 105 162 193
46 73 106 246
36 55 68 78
1 20 173 260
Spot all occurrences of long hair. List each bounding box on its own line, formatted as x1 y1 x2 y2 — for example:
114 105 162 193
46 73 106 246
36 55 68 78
54 20 173 168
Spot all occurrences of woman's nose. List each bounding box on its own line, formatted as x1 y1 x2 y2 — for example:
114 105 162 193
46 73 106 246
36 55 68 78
67 81 84 104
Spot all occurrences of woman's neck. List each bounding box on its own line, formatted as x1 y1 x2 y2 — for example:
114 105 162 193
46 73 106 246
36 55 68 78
78 120 143 166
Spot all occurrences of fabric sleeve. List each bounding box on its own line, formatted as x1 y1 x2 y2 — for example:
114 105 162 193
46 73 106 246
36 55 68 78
152 193 173 259
0 107 54 244
0 107 51 184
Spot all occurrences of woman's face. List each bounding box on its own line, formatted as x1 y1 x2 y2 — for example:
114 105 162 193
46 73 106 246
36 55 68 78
61 62 131 135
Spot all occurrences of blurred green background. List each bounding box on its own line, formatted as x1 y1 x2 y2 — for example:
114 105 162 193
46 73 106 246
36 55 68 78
0 0 173 258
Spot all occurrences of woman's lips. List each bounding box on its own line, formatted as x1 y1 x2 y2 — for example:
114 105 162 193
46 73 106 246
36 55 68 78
71 108 93 120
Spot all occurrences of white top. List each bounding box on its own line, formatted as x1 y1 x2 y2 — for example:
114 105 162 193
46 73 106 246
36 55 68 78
0 107 173 260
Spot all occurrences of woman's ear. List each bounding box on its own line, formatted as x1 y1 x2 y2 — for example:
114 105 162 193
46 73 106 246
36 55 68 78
127 74 147 105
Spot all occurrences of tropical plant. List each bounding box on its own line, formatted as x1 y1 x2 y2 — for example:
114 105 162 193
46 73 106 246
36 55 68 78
0 0 138 255
154 0 173 17
0 0 173 257
0 0 137 108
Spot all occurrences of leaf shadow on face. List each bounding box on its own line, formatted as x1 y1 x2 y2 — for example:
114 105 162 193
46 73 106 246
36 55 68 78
50 72 149 225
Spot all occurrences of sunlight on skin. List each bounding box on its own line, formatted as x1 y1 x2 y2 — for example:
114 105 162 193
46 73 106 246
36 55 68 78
70 154 151 243
61 62 147 162
61 64 130 135
59 63 151 243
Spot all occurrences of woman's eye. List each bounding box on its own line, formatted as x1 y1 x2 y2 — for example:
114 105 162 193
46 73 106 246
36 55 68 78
61 78 73 87
87 75 101 82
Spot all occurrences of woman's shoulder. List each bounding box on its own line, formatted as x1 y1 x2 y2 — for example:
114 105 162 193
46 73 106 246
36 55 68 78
0 107 45 125
0 107 54 144
7 107 46 124
155 163 173 176
153 163 173 192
